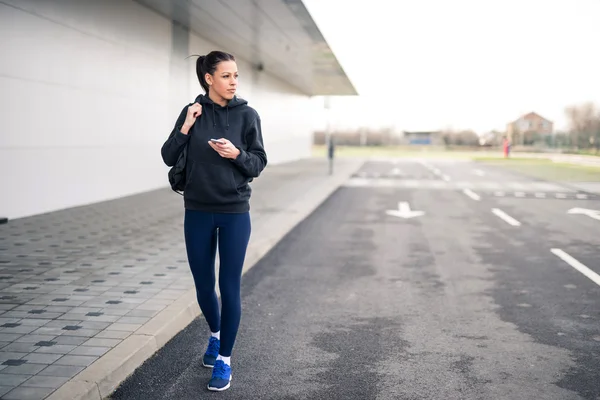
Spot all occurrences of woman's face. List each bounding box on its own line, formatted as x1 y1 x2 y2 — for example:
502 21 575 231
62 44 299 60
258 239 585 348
207 60 238 102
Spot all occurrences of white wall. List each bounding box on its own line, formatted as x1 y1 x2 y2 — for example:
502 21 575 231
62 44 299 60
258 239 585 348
0 0 314 220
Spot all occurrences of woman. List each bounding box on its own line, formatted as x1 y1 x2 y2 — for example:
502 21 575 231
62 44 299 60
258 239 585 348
161 50 267 392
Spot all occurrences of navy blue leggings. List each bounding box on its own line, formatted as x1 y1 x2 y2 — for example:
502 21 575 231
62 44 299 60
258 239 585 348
184 209 251 357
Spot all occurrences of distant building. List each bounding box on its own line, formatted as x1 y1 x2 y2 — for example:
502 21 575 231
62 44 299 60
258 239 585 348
506 112 553 143
402 131 443 145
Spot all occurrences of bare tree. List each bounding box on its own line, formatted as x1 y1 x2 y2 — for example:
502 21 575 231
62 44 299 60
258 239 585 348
565 102 600 149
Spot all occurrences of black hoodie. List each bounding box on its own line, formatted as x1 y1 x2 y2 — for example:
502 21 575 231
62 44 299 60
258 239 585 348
161 94 267 213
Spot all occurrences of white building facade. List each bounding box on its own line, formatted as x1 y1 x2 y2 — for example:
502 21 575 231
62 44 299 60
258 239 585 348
0 0 355 220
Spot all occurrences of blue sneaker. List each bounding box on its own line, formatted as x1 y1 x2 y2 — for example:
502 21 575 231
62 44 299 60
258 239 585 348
207 360 231 391
202 337 219 368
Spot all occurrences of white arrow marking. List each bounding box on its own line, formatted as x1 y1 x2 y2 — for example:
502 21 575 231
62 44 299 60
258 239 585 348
567 207 600 221
386 202 425 219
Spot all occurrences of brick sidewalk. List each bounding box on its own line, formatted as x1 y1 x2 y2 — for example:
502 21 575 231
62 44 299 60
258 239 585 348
0 157 362 400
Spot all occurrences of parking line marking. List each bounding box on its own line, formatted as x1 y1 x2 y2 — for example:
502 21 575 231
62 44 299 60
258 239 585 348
463 189 481 201
551 248 600 287
492 208 521 226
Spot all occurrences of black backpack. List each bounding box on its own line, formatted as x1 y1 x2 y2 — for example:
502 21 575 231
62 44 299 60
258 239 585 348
168 137 189 196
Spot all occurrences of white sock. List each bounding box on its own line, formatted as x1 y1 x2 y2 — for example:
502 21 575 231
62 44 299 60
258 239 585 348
211 331 220 340
217 355 231 366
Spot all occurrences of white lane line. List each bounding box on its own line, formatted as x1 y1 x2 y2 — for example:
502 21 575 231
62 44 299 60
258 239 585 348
515 192 526 197
556 193 567 199
535 193 546 198
551 248 600 287
463 188 481 201
473 169 486 176
576 194 588 200
442 174 451 181
492 208 521 226
494 191 505 197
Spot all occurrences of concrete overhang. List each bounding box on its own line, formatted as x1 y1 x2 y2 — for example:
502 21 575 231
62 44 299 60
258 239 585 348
135 0 357 96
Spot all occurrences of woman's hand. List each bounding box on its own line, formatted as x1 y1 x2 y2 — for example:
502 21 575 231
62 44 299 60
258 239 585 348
208 138 241 160
181 103 202 134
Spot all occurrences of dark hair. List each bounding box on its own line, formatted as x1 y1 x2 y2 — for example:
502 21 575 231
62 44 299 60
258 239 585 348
195 51 236 94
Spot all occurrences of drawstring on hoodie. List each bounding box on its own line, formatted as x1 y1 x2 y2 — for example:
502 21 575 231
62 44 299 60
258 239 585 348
211 104 230 130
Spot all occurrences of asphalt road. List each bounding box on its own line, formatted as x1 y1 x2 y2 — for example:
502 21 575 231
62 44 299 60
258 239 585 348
109 159 600 400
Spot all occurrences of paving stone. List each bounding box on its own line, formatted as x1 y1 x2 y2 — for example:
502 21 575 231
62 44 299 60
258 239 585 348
124 309 159 318
98 309 129 316
20 353 62 365
55 313 87 321
36 364 84 378
12 312 62 320
93 330 131 340
0 312 33 320
43 306 74 313
1 385 56 399
0 386 12 397
53 355 98 367
21 374 70 388
0 318 21 325
14 336 56 344
52 336 88 346
81 338 122 348
83 314 121 323
68 346 110 357
29 327 63 336
0 325 37 335
115 316 150 325
0 353 27 362
71 307 103 315
1 362 47 375
41 321 81 330
58 328 100 338
0 343 39 353
17 320 49 328
33 345 76 355
118 298 147 305
134 303 165 312
105 323 141 332
0 373 30 387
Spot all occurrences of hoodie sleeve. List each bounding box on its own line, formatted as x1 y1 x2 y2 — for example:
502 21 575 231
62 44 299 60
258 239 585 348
231 115 268 178
161 104 191 167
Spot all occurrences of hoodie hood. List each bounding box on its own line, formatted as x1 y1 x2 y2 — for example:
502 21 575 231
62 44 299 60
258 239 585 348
195 94 248 130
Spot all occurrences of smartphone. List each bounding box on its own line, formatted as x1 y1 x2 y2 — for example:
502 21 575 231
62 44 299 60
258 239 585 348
210 138 225 145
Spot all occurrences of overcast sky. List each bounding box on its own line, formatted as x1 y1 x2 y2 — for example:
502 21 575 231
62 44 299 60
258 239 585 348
303 0 600 133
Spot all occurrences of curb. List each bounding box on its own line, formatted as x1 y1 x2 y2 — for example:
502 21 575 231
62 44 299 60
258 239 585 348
46 159 364 400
